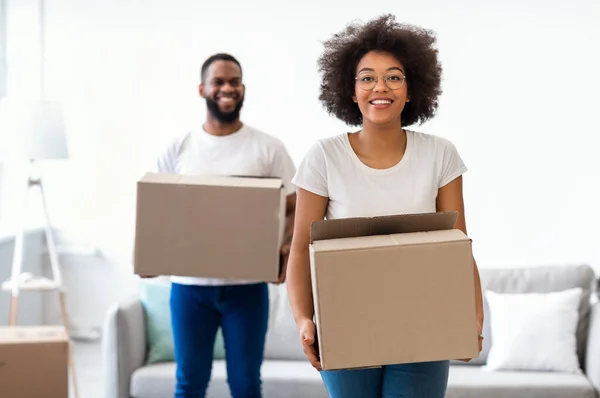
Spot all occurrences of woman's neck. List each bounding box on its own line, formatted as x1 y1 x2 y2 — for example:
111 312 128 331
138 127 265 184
357 120 406 154
348 120 408 170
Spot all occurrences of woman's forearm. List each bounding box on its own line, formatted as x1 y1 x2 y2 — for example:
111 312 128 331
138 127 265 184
287 247 315 326
286 188 328 328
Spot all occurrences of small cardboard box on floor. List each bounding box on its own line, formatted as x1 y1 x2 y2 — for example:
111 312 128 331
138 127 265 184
134 173 286 282
0 326 69 398
309 211 479 371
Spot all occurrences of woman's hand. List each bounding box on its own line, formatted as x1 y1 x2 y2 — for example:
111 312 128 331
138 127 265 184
477 319 484 353
458 321 484 362
436 176 485 363
275 194 296 285
298 318 322 371
286 188 328 370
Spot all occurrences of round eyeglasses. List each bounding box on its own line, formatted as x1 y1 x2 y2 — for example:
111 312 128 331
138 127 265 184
355 73 406 91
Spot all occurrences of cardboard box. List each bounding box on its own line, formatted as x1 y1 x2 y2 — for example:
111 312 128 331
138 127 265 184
134 173 286 281
0 326 69 398
309 211 479 370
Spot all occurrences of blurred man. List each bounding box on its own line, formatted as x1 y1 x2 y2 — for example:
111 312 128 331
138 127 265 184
154 53 296 398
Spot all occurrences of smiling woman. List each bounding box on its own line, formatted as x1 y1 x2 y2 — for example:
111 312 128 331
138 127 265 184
286 13 484 398
317 15 442 128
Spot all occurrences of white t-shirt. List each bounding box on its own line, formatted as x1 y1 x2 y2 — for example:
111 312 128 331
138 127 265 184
291 130 467 219
154 124 297 286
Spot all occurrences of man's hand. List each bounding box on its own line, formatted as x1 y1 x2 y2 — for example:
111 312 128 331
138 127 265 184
275 193 296 285
275 242 291 284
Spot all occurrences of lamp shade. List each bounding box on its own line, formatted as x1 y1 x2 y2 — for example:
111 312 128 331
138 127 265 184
0 98 69 162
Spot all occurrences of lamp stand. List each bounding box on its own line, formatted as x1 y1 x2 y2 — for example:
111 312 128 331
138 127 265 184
2 161 79 398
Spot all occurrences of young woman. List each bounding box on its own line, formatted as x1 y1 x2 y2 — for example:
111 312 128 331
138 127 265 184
286 14 484 398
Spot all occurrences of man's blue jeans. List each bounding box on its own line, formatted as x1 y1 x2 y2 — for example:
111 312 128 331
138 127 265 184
170 282 269 398
320 360 450 398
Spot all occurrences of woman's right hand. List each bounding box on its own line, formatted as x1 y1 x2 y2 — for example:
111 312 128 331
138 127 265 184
298 318 322 371
287 188 328 372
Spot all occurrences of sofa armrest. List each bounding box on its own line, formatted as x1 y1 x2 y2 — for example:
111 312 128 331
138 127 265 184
586 299 600 394
102 295 147 398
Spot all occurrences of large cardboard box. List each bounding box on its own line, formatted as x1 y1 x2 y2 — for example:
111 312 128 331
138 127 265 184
309 211 479 370
134 173 286 281
0 326 69 398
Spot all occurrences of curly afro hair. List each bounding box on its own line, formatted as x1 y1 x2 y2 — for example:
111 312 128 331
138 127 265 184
318 14 442 127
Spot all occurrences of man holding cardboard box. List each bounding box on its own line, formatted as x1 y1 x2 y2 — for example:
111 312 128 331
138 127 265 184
286 15 484 398
146 53 296 398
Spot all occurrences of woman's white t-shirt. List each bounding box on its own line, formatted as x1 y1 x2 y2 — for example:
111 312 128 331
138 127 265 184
291 130 467 219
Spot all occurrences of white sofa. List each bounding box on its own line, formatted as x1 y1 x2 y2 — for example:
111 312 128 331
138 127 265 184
103 264 600 398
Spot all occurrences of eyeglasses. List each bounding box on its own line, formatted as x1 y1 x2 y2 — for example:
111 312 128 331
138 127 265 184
355 73 406 91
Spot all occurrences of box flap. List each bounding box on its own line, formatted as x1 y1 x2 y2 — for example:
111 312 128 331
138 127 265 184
139 172 283 189
312 229 469 253
310 211 458 243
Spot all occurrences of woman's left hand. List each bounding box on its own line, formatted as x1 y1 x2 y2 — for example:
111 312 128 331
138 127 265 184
457 321 484 362
477 319 484 353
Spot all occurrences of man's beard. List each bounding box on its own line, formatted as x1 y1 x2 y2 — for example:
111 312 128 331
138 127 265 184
205 96 244 124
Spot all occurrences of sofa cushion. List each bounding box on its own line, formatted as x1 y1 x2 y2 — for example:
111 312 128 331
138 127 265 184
139 279 225 364
129 361 597 398
129 361 596 398
446 365 596 398
484 287 582 373
130 360 328 398
455 265 595 367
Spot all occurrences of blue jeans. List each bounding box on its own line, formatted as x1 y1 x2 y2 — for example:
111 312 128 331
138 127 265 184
320 361 450 398
170 282 269 398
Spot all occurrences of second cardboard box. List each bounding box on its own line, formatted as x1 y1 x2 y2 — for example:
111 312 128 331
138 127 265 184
309 211 479 370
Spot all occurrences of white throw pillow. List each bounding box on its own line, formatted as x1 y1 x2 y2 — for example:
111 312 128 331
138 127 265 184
484 287 582 373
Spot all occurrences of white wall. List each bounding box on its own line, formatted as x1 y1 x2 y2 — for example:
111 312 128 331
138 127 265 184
3 0 600 274
0 0 5 100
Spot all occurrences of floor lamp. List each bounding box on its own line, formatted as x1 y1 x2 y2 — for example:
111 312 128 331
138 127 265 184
0 98 79 398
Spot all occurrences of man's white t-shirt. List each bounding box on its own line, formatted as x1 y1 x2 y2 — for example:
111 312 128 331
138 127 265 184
154 124 297 286
291 130 467 219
